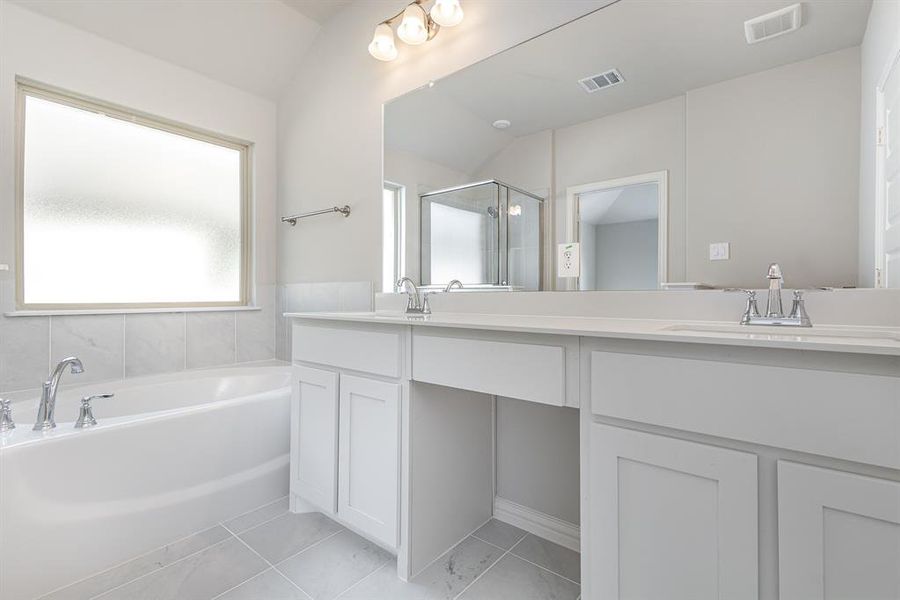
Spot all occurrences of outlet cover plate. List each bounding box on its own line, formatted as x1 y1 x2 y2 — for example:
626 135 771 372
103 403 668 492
709 242 730 261
558 242 580 277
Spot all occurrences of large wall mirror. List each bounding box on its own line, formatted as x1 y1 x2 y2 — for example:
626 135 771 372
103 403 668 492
384 0 895 292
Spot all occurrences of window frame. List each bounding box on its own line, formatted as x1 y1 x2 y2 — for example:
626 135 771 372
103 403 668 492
14 78 252 311
382 180 405 293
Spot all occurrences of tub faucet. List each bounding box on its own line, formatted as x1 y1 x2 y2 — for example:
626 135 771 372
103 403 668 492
34 356 84 431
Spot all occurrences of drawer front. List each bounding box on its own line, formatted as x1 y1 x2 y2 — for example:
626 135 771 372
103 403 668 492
292 322 402 378
591 350 900 469
413 332 567 406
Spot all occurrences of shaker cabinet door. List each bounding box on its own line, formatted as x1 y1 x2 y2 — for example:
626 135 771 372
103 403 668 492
590 423 758 600
779 461 900 599
338 374 400 549
290 365 339 514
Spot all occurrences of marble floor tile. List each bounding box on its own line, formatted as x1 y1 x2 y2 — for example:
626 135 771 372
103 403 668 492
277 530 392 600
471 519 528 550
95 537 267 600
40 526 232 600
509 534 581 583
342 537 504 600
223 496 289 534
457 554 580 600
215 569 310 600
238 512 344 564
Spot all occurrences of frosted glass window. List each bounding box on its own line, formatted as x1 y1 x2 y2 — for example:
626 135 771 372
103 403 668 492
429 203 488 284
18 86 247 308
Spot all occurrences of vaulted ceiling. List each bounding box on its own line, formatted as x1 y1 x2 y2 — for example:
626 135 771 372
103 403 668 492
9 0 351 99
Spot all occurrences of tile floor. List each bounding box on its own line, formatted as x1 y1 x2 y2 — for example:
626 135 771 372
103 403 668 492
42 497 581 600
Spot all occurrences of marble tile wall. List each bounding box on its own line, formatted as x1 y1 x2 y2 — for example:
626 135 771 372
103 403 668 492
0 280 277 395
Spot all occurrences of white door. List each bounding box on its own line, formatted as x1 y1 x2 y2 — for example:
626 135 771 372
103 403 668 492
779 461 900 599
590 423 758 600
338 374 400 548
877 50 900 287
291 365 339 514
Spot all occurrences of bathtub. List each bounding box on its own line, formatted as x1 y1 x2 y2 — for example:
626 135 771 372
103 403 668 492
0 364 291 600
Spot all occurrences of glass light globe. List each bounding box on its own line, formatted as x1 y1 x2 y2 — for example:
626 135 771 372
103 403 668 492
397 4 429 45
430 0 464 27
368 23 398 61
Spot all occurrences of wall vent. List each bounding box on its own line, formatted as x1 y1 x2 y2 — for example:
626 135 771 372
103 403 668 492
744 3 802 44
578 69 625 94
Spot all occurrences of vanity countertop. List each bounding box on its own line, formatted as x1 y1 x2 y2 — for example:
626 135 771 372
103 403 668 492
284 311 900 357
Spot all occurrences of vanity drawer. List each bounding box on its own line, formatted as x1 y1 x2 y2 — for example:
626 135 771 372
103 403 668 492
412 330 577 407
590 350 900 469
292 322 403 378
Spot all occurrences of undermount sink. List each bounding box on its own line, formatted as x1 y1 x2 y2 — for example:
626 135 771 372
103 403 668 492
663 323 900 343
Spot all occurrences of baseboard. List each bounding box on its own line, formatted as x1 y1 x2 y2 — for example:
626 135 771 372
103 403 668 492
493 496 580 552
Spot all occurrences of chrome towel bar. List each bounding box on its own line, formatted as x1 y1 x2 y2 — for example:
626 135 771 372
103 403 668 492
281 205 351 226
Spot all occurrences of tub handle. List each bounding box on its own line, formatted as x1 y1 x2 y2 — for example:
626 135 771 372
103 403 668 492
75 393 114 429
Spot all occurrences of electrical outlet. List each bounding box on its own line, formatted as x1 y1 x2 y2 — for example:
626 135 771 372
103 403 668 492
557 242 580 277
709 242 730 261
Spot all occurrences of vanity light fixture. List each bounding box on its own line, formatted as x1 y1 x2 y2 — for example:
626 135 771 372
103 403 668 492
368 0 464 62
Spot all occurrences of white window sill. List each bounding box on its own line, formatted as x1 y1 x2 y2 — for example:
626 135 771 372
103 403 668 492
4 306 263 317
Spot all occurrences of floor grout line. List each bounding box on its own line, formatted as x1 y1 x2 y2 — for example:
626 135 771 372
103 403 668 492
219 521 316 600
86 534 239 600
505 535 582 587
224 503 292 536
451 546 512 600
331 559 394 600
222 495 289 526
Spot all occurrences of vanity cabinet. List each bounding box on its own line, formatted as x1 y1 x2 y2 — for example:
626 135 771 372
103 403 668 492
290 321 407 551
338 374 400 548
778 461 900 599
589 423 759 600
290 365 339 514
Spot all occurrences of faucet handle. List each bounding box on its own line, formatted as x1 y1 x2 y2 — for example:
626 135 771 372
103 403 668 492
75 393 113 429
0 399 15 432
422 292 434 315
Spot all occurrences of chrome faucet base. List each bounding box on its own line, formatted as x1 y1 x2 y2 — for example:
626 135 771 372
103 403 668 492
0 399 15 432
742 315 812 327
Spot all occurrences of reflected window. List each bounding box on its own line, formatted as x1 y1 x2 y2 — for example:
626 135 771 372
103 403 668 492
383 181 405 292
17 81 248 308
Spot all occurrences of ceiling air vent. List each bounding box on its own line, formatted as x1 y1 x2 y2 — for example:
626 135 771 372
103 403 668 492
744 3 802 44
578 69 625 94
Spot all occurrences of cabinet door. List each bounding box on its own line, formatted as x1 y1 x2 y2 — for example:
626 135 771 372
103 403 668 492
291 365 339 514
590 423 758 600
779 461 900 599
338 374 400 548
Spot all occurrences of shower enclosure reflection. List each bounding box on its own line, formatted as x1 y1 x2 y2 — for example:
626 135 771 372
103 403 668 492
420 180 543 290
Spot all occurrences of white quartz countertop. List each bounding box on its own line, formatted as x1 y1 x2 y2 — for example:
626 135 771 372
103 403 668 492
284 311 900 357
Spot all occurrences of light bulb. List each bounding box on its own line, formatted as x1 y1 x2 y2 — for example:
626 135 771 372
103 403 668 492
430 0 464 27
368 23 398 61
397 4 429 45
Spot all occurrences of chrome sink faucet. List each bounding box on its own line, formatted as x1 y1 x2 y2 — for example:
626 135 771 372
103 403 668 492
34 356 83 431
396 277 431 315
444 280 464 292
735 264 811 327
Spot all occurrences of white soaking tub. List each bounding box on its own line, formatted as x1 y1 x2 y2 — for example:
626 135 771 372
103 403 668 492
0 364 291 600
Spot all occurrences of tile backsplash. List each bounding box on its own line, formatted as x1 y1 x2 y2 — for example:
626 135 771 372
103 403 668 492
0 280 277 395
275 281 374 361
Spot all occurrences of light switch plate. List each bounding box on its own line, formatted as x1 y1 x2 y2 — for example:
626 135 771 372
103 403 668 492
709 242 730 261
557 242 580 277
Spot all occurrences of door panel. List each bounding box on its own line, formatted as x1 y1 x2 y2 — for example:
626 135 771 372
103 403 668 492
590 423 758 599
291 365 339 513
779 461 900 599
338 374 400 548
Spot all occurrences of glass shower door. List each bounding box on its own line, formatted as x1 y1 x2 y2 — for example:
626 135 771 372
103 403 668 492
420 181 500 287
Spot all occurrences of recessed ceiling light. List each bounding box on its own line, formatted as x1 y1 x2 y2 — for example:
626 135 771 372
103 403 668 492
492 119 511 129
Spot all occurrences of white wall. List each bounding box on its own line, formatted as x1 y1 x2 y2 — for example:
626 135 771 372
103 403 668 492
0 3 278 393
276 0 610 287
859 0 900 286
686 46 860 288
555 96 686 288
